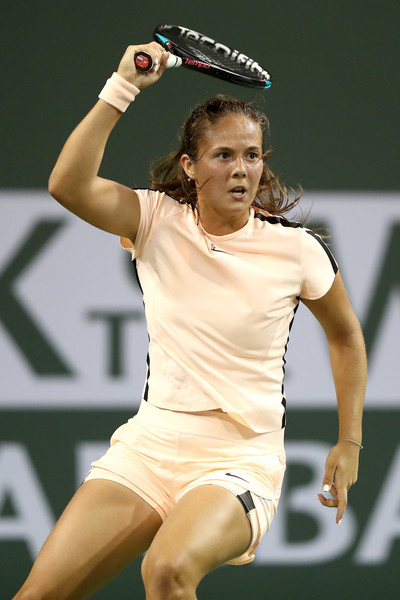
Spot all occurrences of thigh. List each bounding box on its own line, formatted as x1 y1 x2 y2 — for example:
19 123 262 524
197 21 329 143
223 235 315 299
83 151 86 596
15 479 162 600
144 484 251 585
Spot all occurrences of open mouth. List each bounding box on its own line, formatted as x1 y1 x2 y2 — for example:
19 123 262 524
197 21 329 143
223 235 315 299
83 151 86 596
230 186 247 199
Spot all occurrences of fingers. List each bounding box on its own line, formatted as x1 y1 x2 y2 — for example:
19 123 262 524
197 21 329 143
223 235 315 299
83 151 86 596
318 443 359 524
317 481 348 524
149 49 171 73
159 50 172 69
322 460 335 494
336 487 348 524
117 42 170 89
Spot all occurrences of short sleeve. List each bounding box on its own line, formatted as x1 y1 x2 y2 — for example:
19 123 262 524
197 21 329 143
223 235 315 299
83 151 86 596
300 228 338 300
120 189 164 259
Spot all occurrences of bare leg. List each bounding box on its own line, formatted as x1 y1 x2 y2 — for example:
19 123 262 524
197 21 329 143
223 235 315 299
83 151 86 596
13 479 162 600
142 485 252 600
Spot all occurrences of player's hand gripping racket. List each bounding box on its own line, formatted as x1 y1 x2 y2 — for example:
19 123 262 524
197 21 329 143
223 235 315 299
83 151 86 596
134 25 271 89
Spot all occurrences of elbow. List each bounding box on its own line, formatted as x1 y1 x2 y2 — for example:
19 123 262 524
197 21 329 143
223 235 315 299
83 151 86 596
48 168 77 209
48 168 64 202
329 327 367 368
48 178 57 201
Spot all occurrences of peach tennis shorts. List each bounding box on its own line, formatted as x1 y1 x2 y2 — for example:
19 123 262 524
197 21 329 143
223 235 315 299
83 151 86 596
85 401 286 565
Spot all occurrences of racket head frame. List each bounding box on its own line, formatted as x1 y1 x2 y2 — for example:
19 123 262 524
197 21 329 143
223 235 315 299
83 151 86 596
153 25 271 89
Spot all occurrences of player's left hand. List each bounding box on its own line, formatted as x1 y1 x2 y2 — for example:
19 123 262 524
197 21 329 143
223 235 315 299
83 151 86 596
316 442 360 524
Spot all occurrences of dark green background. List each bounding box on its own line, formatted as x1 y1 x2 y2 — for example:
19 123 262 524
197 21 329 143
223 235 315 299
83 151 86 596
2 0 399 191
2 1 399 598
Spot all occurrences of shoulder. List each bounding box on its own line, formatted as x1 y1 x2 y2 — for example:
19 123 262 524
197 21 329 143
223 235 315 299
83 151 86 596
253 207 302 228
253 208 303 239
253 208 337 270
254 207 329 244
134 188 187 222
299 226 338 274
134 187 176 207
122 189 186 257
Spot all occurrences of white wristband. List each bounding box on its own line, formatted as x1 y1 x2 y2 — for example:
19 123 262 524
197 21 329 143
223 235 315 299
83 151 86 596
98 72 140 113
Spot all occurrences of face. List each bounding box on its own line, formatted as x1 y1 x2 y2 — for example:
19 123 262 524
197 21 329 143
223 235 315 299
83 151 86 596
181 115 264 232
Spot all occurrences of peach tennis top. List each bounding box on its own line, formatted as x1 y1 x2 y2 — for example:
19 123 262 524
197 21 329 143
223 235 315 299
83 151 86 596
121 189 338 434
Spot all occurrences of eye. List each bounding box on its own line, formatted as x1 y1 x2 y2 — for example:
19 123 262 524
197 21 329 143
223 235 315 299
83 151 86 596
245 151 262 162
217 151 231 160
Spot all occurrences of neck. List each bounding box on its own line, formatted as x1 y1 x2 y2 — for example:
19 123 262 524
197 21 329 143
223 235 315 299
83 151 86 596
197 206 251 236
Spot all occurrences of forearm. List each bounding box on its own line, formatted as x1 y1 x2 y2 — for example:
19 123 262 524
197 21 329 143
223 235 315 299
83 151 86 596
48 101 121 207
49 43 167 212
328 325 367 443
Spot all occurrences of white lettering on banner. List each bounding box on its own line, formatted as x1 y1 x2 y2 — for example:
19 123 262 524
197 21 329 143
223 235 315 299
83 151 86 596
256 442 356 564
1 440 399 565
0 191 399 408
355 445 400 564
0 444 55 560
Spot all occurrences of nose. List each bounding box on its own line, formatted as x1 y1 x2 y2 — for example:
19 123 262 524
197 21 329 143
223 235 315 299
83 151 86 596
233 157 246 177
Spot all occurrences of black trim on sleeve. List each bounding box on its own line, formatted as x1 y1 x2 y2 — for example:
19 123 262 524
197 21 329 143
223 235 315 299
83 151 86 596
254 212 338 275
305 229 338 274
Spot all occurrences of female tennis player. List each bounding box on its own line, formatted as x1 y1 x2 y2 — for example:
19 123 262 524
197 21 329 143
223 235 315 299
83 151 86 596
13 42 367 600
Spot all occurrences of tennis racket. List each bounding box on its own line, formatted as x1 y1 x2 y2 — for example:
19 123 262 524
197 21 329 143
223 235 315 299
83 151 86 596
134 24 271 89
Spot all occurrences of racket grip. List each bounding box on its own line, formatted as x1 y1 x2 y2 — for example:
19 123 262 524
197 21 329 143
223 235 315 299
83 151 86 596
134 51 182 72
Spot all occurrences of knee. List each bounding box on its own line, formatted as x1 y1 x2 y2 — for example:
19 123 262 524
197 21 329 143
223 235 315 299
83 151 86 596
142 550 196 600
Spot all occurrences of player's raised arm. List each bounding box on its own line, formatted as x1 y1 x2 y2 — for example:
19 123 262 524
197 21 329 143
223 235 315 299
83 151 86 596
48 43 169 243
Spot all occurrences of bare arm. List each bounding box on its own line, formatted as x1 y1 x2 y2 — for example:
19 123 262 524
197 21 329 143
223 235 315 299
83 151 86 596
48 42 169 242
301 271 367 524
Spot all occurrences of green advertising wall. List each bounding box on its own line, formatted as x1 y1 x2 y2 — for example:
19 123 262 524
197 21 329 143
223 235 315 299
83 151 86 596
2 2 399 599
2 410 400 599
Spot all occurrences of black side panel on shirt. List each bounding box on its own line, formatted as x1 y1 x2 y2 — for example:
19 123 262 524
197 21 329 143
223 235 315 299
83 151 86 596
133 258 150 401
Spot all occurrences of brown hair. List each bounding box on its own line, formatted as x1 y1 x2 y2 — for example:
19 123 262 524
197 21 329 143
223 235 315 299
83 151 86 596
150 95 301 215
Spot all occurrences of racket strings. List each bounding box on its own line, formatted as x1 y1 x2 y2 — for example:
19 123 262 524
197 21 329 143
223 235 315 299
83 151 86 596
163 35 266 79
154 25 271 87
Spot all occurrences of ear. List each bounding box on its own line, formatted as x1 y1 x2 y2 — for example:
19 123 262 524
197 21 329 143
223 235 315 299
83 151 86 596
181 154 195 179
